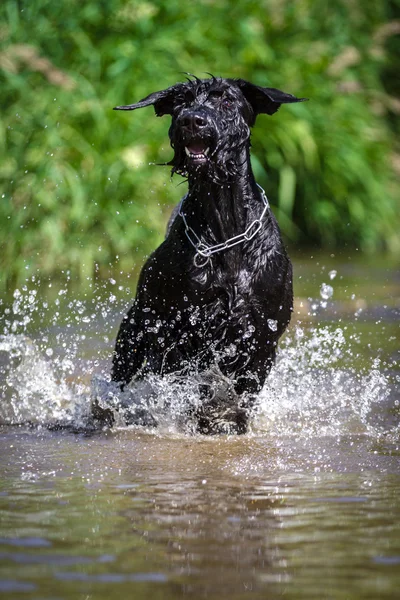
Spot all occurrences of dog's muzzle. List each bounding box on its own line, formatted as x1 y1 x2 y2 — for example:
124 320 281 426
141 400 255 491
176 110 214 165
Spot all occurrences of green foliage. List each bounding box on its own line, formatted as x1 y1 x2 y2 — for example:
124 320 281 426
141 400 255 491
0 0 398 289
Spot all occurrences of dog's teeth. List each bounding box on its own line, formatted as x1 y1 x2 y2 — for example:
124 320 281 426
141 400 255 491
185 146 210 160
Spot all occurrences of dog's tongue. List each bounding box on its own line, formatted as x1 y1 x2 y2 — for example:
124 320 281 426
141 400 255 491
187 141 206 154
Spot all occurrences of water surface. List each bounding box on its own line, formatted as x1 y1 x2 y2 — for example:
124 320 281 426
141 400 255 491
0 253 399 599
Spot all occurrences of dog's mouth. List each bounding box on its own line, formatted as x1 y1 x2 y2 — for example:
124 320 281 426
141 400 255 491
184 140 210 164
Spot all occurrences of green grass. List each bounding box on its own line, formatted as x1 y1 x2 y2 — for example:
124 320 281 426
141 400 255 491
1 0 399 290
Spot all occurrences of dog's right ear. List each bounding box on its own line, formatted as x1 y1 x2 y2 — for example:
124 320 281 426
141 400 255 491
114 84 181 116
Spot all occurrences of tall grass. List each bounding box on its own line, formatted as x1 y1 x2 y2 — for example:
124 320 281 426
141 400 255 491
0 0 398 290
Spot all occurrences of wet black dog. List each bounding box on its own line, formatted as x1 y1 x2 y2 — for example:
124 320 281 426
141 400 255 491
110 76 306 433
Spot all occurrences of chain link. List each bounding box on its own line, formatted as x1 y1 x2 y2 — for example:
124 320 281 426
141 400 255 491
179 184 270 266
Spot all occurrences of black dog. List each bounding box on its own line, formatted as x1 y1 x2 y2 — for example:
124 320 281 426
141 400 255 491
110 76 306 433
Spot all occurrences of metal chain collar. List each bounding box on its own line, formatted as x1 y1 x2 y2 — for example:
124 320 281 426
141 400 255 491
179 184 270 267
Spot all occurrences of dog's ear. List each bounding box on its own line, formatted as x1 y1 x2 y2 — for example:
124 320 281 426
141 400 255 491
236 79 307 118
114 84 181 116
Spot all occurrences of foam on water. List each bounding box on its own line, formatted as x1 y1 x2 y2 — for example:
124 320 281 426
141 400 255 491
0 279 398 439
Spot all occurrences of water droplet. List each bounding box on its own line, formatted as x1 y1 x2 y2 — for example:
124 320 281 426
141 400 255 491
320 283 333 300
329 270 337 280
243 324 255 339
267 319 278 332
226 343 237 357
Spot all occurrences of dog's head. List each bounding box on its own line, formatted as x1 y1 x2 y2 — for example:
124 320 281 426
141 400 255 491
115 76 306 182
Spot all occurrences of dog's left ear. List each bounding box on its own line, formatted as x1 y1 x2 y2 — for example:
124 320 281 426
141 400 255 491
236 79 308 119
114 84 182 116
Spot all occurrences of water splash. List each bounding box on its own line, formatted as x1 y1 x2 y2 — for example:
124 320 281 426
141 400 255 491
0 279 397 438
0 334 88 427
256 326 393 437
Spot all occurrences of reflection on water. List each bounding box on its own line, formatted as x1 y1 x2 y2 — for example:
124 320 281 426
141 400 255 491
0 430 400 599
0 254 399 598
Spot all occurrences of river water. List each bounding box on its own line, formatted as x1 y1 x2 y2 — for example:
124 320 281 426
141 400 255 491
0 253 399 599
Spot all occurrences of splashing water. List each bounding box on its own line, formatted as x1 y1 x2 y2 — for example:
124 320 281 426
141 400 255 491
257 326 392 437
0 334 87 427
0 277 397 438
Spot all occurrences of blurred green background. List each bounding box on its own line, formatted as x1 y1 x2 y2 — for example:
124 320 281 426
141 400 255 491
1 0 399 291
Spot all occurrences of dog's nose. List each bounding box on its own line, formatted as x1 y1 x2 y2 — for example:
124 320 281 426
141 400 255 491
179 112 208 133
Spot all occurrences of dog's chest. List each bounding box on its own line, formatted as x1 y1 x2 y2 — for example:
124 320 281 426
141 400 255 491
177 265 263 335
146 238 289 344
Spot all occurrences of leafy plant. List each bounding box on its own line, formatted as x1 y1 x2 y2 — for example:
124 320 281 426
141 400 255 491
0 0 398 290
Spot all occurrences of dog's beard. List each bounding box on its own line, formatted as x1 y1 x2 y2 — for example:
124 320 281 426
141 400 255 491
170 120 250 184
170 138 248 184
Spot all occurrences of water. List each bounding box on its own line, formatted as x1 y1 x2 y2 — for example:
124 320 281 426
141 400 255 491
0 254 399 599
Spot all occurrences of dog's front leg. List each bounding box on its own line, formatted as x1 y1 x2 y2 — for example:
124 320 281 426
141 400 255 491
111 301 147 388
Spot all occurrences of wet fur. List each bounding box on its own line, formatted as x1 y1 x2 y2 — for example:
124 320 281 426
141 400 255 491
110 76 306 433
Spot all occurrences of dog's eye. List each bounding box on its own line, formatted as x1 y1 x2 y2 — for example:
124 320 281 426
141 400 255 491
221 97 232 108
208 91 233 108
